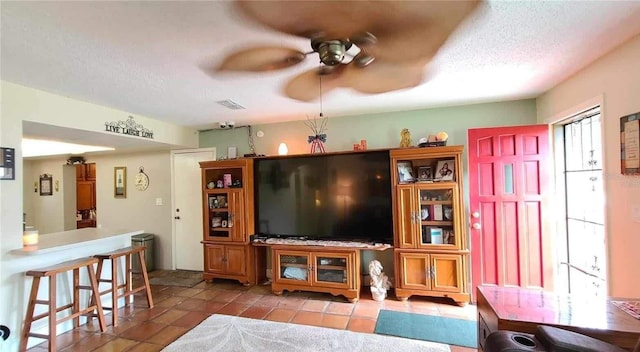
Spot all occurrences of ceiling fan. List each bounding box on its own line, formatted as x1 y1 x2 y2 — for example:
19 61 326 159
217 1 483 102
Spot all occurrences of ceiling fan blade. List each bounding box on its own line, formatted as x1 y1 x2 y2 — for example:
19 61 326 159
369 1 483 63
236 1 376 39
237 1 482 63
342 59 428 94
350 32 377 47
218 46 306 72
284 66 346 102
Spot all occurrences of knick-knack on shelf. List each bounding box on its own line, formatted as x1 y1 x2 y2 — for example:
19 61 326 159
305 114 328 154
400 128 411 148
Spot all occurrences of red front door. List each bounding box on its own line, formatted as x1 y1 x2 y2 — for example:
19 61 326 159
468 125 553 296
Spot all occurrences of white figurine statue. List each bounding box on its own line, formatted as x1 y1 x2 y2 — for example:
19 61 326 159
369 260 391 301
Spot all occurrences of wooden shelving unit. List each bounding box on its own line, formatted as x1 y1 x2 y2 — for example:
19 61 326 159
391 146 470 306
200 159 266 285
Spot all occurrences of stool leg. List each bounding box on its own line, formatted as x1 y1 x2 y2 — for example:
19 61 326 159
48 274 57 352
20 276 40 352
111 258 119 325
138 250 154 308
124 254 131 308
88 257 104 325
86 264 106 332
73 267 80 328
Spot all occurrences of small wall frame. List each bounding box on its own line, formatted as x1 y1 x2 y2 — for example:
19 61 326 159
620 112 640 175
39 174 53 196
114 166 127 198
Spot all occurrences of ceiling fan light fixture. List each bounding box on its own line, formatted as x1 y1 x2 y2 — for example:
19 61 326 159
318 40 346 66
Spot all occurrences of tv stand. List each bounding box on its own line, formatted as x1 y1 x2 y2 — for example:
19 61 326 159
253 236 392 249
270 244 363 302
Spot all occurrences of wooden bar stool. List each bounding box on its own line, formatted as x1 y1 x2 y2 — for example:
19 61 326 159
20 257 106 352
91 246 153 326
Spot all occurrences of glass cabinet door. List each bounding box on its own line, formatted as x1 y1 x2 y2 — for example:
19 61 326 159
205 189 244 242
417 186 458 248
276 252 310 284
313 254 349 287
206 191 233 241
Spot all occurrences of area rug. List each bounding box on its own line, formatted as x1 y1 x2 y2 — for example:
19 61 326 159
162 314 450 352
148 270 203 288
374 310 477 348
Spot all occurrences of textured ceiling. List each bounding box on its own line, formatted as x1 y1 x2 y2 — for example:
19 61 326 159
3 1 640 132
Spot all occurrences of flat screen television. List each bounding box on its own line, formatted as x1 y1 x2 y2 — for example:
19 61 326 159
254 150 393 244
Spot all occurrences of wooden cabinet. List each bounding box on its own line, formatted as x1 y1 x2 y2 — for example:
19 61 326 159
200 159 265 285
391 146 470 305
76 163 97 228
76 163 96 181
271 246 361 302
76 219 96 229
76 181 95 211
396 251 465 296
204 243 248 279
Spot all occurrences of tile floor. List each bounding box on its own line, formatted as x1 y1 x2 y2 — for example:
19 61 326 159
27 273 478 352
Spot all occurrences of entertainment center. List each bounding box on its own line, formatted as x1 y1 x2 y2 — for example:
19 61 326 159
200 145 470 305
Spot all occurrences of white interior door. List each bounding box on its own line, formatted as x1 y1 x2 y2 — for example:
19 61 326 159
172 149 215 271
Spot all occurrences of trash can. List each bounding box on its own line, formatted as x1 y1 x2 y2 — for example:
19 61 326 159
131 233 154 273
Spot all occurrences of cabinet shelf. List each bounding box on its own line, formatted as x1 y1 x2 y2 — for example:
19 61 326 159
317 265 347 271
420 200 453 205
422 220 453 226
210 227 231 232
209 208 229 212
280 263 307 269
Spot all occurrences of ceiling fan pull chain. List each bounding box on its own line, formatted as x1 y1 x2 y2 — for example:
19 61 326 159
319 63 323 118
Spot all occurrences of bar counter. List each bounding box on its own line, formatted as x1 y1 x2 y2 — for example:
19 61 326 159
6 227 144 350
11 227 143 255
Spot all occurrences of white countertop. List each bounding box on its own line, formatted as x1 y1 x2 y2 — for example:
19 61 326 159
10 228 144 255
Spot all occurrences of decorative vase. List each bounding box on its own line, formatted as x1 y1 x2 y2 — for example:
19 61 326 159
308 134 326 153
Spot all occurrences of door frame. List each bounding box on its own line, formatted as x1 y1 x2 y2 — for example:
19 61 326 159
170 148 216 270
467 125 554 294
543 95 605 292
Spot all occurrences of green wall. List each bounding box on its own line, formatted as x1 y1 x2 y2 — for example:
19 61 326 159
199 99 538 281
199 99 537 157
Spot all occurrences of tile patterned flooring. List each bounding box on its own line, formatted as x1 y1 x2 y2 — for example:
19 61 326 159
27 274 478 352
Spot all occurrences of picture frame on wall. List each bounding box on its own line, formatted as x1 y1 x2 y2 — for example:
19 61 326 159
620 112 640 175
114 166 127 198
39 174 52 196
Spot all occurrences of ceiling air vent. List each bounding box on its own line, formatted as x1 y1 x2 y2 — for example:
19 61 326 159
216 99 246 110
